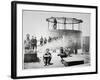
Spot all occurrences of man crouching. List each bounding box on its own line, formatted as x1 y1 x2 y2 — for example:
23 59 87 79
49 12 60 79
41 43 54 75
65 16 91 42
43 49 52 66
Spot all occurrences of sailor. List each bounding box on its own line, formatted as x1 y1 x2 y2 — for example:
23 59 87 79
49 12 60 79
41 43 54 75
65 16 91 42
53 18 57 29
24 34 31 51
43 49 52 66
40 36 43 46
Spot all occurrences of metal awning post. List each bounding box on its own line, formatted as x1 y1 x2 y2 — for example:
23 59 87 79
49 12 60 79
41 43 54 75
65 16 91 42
48 21 49 30
78 23 80 30
72 18 74 30
64 18 66 29
72 23 74 30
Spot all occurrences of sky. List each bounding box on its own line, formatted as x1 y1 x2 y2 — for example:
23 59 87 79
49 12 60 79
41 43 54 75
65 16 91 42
23 10 90 39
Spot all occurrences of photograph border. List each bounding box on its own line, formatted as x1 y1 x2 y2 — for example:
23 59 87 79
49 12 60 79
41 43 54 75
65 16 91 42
11 1 98 79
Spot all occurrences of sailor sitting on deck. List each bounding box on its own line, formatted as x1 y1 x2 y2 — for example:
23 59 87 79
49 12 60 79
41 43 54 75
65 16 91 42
58 47 67 61
43 49 52 66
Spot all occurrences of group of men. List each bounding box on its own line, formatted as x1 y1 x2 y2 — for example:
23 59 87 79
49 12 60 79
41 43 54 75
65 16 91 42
24 34 57 51
40 37 48 46
40 36 55 46
24 34 78 66
43 47 76 66
24 34 37 51
40 36 61 47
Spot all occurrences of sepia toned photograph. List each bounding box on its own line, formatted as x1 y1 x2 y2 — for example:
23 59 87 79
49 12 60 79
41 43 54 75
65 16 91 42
23 10 91 69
